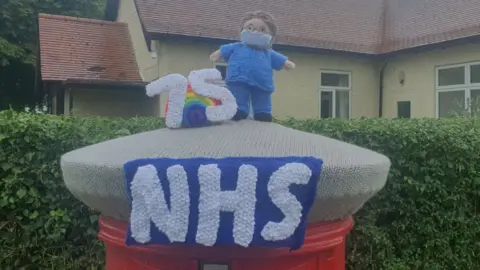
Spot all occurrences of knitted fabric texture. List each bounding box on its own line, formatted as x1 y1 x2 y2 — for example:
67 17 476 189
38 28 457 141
164 83 222 128
124 157 322 250
146 68 237 128
60 120 391 223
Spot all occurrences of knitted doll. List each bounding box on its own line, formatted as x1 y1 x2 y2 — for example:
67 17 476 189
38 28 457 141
210 11 296 122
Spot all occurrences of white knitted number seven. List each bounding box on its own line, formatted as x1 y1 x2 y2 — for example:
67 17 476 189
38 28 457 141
145 69 237 128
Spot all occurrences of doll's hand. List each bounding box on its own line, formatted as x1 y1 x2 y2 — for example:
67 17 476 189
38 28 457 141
284 60 296 70
210 50 221 62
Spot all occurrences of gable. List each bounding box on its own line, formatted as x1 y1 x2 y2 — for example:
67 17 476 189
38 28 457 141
38 13 142 82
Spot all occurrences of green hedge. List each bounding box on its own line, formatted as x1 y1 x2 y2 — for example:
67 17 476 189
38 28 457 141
1 111 480 269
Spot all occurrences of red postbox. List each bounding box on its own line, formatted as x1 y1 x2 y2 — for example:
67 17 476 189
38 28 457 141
60 97 390 270
98 215 353 270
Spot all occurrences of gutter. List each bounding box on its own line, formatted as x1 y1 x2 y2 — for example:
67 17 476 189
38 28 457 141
378 61 388 117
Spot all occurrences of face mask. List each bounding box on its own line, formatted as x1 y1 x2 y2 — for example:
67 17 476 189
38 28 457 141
241 30 272 49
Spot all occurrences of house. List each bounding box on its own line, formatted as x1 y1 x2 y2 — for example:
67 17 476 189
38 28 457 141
37 14 157 117
37 0 480 119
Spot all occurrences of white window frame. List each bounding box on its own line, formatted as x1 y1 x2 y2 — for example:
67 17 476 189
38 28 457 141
435 61 480 117
319 70 352 119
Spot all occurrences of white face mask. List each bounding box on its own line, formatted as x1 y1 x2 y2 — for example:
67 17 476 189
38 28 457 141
241 30 272 49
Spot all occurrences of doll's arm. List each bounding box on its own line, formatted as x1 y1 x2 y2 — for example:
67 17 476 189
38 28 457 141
210 50 222 62
271 50 295 71
211 42 241 62
283 60 296 70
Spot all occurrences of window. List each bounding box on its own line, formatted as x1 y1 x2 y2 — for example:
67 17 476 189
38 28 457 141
397 101 411 118
319 71 351 119
214 63 228 86
215 64 227 80
321 72 350 88
470 64 480 84
471 89 480 115
436 62 480 117
438 66 464 86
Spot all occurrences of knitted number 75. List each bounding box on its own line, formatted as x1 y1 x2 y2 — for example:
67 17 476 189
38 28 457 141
145 69 237 129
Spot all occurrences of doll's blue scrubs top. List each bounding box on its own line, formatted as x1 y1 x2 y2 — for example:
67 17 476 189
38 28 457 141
220 42 287 92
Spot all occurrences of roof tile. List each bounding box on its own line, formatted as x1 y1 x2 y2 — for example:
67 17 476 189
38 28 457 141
38 13 142 82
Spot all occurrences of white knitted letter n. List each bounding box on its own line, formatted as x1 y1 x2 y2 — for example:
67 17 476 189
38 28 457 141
129 164 190 244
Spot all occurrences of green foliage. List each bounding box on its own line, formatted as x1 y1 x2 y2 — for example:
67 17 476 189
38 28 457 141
0 0 106 109
0 0 106 64
1 111 480 269
283 117 480 269
0 111 164 269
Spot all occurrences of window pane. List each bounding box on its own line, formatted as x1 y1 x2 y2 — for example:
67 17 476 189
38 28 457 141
471 89 480 116
438 67 465 86
397 101 411 118
335 91 350 119
470 64 480 84
321 73 349 88
438 91 465 117
320 91 333 118
215 65 227 80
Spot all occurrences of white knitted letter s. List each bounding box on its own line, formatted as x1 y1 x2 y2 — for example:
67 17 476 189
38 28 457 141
261 163 312 241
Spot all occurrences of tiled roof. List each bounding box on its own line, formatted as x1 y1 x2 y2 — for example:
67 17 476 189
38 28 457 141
38 13 142 82
133 0 480 54
382 0 480 53
135 0 384 54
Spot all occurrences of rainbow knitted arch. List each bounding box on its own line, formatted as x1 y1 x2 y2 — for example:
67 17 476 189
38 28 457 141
165 83 222 128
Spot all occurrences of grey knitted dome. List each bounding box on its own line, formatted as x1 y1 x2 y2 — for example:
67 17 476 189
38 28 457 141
61 120 390 223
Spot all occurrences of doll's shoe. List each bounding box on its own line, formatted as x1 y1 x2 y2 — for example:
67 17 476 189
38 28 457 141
254 113 273 122
232 110 249 121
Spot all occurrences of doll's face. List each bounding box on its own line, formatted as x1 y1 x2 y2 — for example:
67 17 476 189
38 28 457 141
242 18 271 34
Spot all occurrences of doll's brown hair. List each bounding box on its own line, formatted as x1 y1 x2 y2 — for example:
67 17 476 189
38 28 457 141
241 11 278 37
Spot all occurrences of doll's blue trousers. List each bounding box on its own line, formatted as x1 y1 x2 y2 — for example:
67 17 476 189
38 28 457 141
227 82 272 115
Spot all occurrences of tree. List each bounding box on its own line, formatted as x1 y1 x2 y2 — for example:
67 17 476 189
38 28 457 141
0 0 106 110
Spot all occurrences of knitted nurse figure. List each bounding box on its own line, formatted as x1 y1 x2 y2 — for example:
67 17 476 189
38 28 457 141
210 11 296 122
